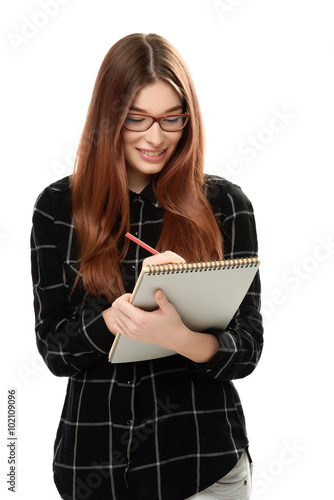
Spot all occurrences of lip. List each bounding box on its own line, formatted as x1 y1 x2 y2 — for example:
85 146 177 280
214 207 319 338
136 148 167 162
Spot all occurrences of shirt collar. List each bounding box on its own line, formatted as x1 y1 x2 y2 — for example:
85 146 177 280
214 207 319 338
129 182 161 208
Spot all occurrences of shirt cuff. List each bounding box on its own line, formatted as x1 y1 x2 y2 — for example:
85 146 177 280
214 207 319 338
79 305 115 355
193 329 237 379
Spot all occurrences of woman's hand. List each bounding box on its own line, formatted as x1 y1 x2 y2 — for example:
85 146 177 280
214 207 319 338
103 249 220 362
142 250 185 268
101 307 119 336
111 290 219 363
111 250 186 349
111 289 187 351
102 250 184 336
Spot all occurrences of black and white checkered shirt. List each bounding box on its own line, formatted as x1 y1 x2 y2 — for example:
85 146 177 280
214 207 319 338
31 175 263 500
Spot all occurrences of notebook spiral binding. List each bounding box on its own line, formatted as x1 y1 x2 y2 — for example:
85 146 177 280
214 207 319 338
147 257 260 275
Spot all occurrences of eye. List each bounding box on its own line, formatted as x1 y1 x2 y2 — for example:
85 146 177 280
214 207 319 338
164 116 179 123
125 115 145 123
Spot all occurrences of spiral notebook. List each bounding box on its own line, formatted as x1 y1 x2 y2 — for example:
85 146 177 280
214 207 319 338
108 257 260 363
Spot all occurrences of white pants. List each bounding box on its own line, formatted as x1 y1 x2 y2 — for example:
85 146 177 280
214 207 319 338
187 450 252 499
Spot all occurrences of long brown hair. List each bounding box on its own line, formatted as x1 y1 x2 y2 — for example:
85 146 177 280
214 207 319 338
71 33 223 302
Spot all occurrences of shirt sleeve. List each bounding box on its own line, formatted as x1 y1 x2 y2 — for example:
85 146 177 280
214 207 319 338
196 180 264 381
30 186 114 377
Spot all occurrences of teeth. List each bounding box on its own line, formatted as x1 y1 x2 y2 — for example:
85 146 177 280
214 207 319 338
140 150 164 156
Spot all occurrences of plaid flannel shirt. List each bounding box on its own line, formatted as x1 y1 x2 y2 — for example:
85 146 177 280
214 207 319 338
30 174 263 500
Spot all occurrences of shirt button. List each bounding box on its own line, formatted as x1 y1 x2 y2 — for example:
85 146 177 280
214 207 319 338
127 380 132 385
131 265 136 270
206 369 212 373
134 232 139 237
127 419 133 426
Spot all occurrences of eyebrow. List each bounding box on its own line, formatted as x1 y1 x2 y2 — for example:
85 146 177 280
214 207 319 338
129 105 183 114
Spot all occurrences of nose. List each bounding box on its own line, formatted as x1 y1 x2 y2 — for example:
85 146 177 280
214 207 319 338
145 122 165 146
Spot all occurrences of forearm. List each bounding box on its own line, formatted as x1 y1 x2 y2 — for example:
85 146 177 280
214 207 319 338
194 302 263 381
32 283 115 376
173 326 220 363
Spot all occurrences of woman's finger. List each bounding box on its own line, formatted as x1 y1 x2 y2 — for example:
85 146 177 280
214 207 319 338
143 250 185 268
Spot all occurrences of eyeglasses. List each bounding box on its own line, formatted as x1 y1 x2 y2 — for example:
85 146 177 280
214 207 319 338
123 113 190 132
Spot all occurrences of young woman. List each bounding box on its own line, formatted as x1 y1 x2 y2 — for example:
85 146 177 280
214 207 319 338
31 33 263 500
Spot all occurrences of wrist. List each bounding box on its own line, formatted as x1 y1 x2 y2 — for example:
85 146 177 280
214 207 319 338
174 327 220 364
102 307 118 336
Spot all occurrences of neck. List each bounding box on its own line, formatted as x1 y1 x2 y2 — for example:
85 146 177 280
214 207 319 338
127 169 152 193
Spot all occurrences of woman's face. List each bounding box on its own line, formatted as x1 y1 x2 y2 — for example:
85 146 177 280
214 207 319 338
122 80 184 193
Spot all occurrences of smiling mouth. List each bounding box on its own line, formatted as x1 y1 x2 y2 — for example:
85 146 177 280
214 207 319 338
138 149 166 157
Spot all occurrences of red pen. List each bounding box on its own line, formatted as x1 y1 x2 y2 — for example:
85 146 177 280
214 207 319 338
125 232 159 255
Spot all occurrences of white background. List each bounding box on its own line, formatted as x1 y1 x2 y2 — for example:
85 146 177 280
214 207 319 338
1 0 333 498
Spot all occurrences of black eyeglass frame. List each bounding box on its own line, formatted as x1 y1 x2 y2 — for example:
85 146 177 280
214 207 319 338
123 113 190 132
